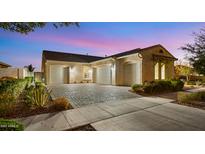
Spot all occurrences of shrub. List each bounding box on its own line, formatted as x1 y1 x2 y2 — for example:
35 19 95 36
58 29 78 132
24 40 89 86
0 79 28 117
0 76 16 81
25 77 33 87
171 80 184 91
143 80 172 94
50 97 71 111
0 79 28 103
35 81 45 88
26 86 51 107
0 119 24 131
178 91 205 104
186 81 196 85
24 85 35 106
143 80 184 94
0 104 13 117
132 84 143 92
196 80 202 86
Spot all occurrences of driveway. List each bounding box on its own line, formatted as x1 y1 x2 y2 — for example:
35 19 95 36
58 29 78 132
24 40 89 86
48 83 140 107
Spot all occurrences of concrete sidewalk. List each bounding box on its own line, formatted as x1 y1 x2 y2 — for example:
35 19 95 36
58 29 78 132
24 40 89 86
16 96 205 131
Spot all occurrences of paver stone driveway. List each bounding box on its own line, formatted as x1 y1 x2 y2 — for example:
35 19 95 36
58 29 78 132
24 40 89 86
48 83 141 107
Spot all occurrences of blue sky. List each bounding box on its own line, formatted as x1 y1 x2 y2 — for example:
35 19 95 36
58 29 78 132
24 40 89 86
0 22 204 71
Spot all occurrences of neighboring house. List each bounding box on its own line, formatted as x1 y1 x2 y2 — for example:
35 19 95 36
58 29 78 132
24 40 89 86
0 61 30 79
0 61 11 68
42 44 177 85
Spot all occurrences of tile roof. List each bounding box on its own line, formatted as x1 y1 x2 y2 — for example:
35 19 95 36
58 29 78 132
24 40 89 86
109 48 141 58
0 61 11 67
43 50 104 63
42 44 177 63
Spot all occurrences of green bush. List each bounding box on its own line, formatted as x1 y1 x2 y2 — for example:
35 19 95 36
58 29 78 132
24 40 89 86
132 84 143 92
26 86 51 107
0 78 29 116
186 81 196 85
171 80 184 91
0 79 28 103
143 80 171 94
25 77 33 87
0 119 24 131
178 91 205 104
143 80 184 94
35 81 45 88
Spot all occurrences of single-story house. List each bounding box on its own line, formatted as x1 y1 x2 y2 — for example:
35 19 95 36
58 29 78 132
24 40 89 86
41 44 177 86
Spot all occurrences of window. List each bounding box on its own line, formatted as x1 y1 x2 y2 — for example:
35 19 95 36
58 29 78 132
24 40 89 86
161 63 165 80
154 62 159 80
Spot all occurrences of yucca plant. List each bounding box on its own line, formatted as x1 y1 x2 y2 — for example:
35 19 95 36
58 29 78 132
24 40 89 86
26 86 51 107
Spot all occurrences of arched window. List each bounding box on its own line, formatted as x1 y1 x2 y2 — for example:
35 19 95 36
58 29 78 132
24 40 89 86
161 63 165 79
154 62 159 80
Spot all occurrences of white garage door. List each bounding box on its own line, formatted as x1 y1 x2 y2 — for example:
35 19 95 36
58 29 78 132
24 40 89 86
96 65 111 84
124 62 141 86
50 65 64 84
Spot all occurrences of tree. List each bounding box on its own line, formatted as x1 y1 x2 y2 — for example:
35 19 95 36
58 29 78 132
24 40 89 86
181 28 205 75
24 64 35 78
0 22 79 34
174 62 193 81
25 64 35 72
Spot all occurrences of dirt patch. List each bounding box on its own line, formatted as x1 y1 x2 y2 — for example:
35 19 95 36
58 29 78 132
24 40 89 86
0 101 73 119
67 124 96 131
130 88 205 110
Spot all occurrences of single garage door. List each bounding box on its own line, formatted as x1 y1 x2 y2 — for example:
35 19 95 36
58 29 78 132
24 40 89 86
50 65 64 84
124 62 141 86
96 65 111 84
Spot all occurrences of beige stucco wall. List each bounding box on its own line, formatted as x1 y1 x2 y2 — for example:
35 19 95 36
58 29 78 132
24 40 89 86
0 68 26 79
115 54 142 85
165 61 175 80
140 46 175 82
45 60 93 84
91 58 116 85
69 65 84 83
44 46 176 85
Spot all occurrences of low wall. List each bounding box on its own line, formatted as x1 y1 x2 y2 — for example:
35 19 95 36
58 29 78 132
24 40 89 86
0 68 29 79
34 72 44 82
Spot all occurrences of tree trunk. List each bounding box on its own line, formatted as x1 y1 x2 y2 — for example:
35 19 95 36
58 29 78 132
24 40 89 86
186 75 189 81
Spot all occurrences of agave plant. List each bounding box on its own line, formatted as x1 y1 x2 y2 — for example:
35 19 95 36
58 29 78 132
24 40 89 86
26 86 51 107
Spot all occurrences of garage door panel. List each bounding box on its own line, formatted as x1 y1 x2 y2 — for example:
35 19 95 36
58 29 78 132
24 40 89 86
124 62 141 86
50 65 64 84
96 66 111 85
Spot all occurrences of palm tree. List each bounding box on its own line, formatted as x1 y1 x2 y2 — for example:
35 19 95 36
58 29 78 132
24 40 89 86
25 64 35 72
24 64 35 77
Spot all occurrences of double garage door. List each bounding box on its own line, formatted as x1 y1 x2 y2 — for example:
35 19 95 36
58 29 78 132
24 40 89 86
96 65 112 85
95 62 141 85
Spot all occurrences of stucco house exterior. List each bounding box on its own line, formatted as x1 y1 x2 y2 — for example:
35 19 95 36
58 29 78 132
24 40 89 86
42 44 177 86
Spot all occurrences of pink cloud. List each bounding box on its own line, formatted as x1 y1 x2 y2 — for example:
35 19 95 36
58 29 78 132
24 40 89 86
31 33 149 56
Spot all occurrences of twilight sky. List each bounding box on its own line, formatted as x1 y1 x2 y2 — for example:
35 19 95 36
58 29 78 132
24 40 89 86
0 22 204 71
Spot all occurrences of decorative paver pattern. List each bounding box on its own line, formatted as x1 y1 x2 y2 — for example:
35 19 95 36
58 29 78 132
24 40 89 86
48 84 140 107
